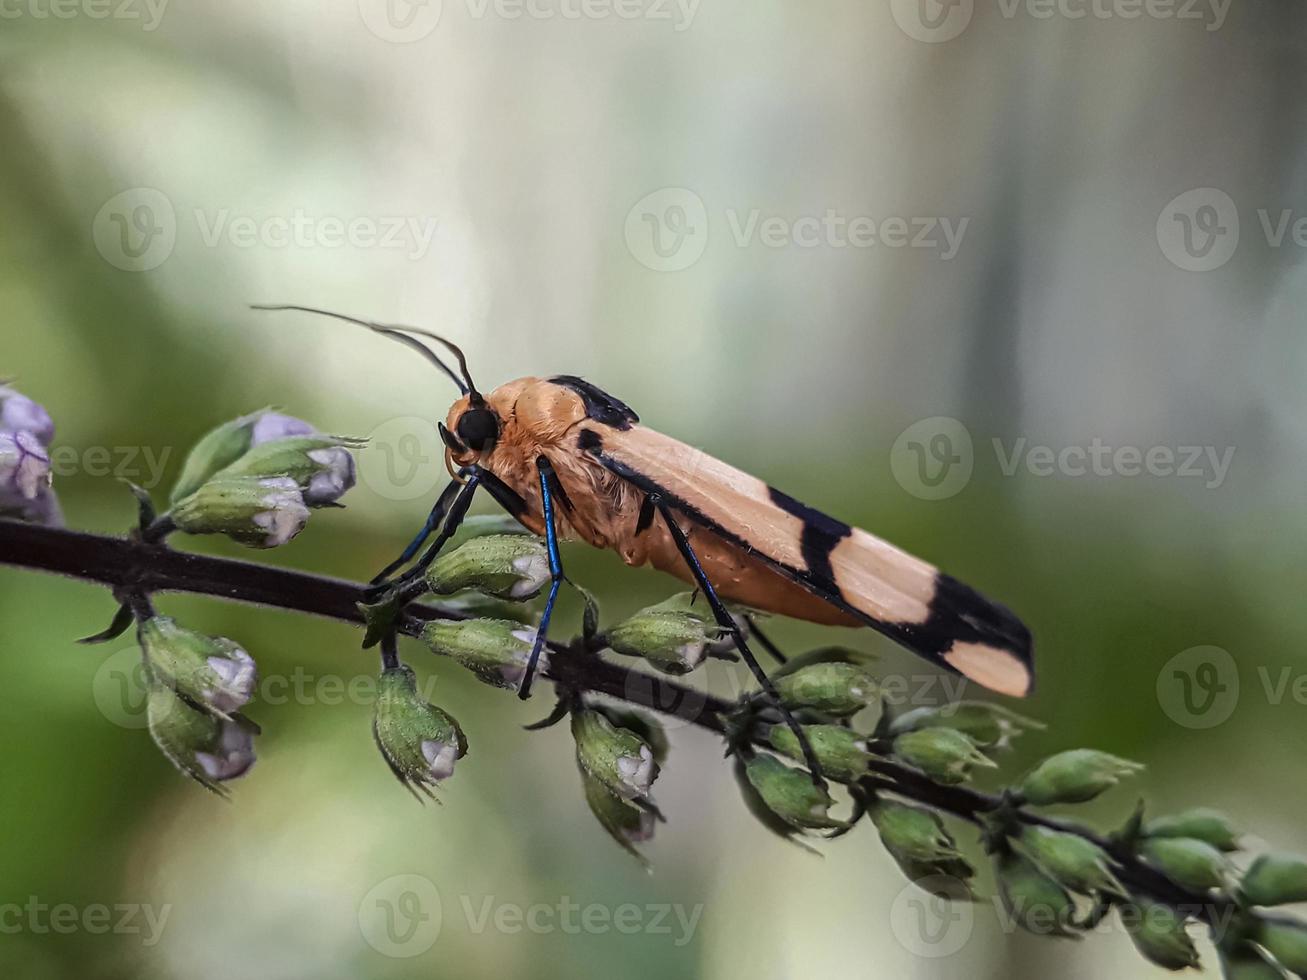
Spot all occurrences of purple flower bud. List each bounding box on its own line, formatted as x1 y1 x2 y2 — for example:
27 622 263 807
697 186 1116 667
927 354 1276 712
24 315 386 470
250 412 316 445
195 717 258 782
0 430 51 502
303 446 356 505
0 385 55 446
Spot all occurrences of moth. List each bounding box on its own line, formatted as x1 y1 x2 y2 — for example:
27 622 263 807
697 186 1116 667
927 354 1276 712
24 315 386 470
256 306 1034 778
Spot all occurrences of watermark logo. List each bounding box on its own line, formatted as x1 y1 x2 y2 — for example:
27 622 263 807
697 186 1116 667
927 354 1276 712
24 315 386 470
92 188 177 272
48 444 172 489
889 876 974 958
892 418 1236 500
92 646 445 729
624 187 969 272
1156 645 1239 730
92 645 151 730
624 187 710 272
92 190 440 271
890 0 974 43
0 898 171 945
891 417 975 501
1157 187 1240 272
359 874 443 957
358 0 443 42
357 416 444 502
0 0 170 30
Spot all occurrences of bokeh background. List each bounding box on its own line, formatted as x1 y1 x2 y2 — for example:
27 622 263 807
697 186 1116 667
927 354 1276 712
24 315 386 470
2 2 1306 977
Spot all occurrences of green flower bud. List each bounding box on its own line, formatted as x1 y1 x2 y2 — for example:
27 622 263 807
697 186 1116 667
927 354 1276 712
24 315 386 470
892 727 997 785
446 514 533 548
740 754 843 831
771 661 877 717
768 724 874 782
868 799 963 866
372 666 467 798
581 769 655 867
1118 901 1201 971
890 701 1044 749
172 475 309 548
1241 854 1307 908
139 616 257 716
421 619 543 691
423 534 551 601
591 705 669 767
170 411 263 505
1256 917 1307 976
215 434 361 507
994 850 1078 938
572 708 659 802
1219 942 1289 980
1145 808 1242 853
1019 749 1145 806
1140 837 1230 894
147 682 257 794
1019 825 1124 896
606 593 725 675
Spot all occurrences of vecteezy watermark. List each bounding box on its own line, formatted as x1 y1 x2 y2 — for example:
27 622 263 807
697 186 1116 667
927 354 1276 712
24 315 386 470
0 898 171 946
1157 187 1307 272
888 876 975 958
92 645 445 730
1156 645 1239 730
1156 647 1307 730
357 0 699 42
356 416 444 503
358 876 704 957
92 188 439 272
891 0 1229 44
889 875 1242 958
47 444 172 489
891 418 1236 501
0 0 170 30
623 187 969 272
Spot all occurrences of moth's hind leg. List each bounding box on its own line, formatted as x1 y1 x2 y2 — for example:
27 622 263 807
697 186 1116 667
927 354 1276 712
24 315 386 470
654 499 827 788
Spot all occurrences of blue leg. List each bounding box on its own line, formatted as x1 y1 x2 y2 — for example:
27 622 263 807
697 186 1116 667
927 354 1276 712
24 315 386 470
656 500 826 788
369 472 469 586
518 456 564 700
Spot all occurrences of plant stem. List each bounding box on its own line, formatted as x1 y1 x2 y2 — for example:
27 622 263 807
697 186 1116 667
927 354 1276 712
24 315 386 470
0 518 1236 926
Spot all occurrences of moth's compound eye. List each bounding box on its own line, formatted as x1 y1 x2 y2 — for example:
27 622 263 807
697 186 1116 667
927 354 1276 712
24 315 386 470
456 408 499 451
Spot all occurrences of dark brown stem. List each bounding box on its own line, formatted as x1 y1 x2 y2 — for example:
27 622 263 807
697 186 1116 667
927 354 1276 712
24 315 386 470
0 518 1235 927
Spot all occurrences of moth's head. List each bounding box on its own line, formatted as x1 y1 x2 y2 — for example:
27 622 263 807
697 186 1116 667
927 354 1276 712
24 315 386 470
441 394 500 465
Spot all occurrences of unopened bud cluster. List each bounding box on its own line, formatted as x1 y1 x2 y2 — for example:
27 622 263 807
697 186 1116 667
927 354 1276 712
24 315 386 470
136 615 260 793
167 410 359 548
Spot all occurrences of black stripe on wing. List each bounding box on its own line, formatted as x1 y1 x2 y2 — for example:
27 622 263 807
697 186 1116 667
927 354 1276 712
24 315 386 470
578 427 1033 692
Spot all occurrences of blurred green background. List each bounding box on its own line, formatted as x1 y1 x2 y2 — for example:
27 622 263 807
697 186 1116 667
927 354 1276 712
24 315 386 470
2 2 1306 977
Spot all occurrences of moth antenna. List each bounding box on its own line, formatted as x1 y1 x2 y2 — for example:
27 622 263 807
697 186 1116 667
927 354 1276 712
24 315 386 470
250 303 469 396
383 324 482 404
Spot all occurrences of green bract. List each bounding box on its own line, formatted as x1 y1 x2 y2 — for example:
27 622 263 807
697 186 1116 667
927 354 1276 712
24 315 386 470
741 754 843 831
372 666 467 799
606 593 724 675
768 724 874 782
423 534 551 600
1019 749 1144 806
571 707 659 802
421 619 540 691
892 727 996 785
